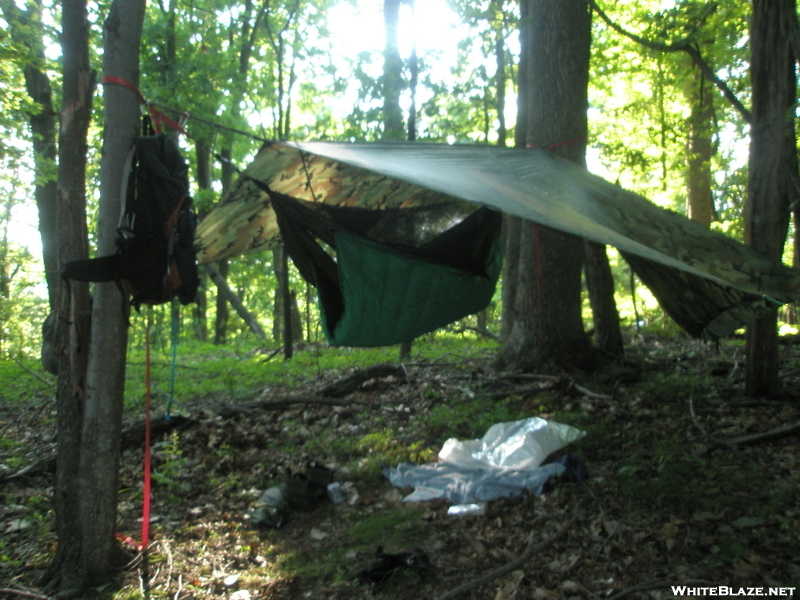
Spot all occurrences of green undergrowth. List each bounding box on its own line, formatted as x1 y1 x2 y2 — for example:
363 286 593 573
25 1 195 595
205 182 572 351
122 333 499 414
0 359 54 405
420 394 533 444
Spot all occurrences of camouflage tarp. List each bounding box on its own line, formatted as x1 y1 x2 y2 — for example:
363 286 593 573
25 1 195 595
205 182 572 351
196 141 800 339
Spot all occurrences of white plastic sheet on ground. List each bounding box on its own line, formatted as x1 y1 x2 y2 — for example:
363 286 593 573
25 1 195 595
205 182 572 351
384 417 585 505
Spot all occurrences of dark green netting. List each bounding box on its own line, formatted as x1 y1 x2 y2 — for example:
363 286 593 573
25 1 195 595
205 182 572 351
265 185 502 346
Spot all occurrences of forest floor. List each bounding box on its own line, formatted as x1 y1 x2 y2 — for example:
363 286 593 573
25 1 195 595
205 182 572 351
1 334 800 600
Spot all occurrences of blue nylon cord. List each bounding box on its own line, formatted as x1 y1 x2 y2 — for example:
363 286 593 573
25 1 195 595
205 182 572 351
167 300 179 420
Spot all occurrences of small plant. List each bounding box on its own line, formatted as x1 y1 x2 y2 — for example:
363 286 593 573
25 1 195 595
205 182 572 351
151 432 189 499
355 429 435 474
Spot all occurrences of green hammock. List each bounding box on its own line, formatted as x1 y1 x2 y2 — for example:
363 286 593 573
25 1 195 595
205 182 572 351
267 184 502 347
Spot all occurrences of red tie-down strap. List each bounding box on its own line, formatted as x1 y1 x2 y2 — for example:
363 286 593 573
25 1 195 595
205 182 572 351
101 76 190 138
113 310 153 555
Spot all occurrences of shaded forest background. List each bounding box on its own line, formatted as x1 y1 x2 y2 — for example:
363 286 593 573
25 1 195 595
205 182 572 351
0 0 781 358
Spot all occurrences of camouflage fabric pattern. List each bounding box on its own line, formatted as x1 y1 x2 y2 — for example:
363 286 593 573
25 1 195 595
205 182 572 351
196 143 463 262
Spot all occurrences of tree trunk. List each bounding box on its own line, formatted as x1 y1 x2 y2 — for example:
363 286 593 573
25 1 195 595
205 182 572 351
279 247 293 358
382 0 404 140
214 258 230 343
500 215 521 341
193 138 212 341
492 0 507 147
45 0 95 591
685 70 716 227
407 0 418 142
77 0 143 581
500 0 529 343
744 0 797 397
584 241 623 358
495 0 597 372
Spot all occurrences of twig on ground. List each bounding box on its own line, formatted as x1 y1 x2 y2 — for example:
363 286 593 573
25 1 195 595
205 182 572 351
487 382 561 400
221 395 373 417
435 508 580 600
0 589 56 600
606 578 709 600
688 398 739 452
0 415 191 484
690 398 800 448
260 347 283 363
490 373 560 381
0 456 56 484
317 364 406 397
572 382 612 400
574 581 603 600
725 418 800 446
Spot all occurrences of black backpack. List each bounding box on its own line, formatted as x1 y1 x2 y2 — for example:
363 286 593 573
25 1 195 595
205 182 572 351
63 134 200 309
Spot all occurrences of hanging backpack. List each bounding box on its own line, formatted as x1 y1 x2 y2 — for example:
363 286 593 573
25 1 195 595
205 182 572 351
63 134 200 309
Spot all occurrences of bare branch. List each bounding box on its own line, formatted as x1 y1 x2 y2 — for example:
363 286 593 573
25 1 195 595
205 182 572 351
588 0 751 123
0 588 56 600
683 45 752 124
725 418 800 446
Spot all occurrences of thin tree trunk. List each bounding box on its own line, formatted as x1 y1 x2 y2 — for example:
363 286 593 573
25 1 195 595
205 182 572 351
46 0 96 590
501 0 529 343
744 0 797 397
407 0 418 142
383 0 404 140
492 0 507 147
205 263 265 339
77 0 143 581
280 248 293 358
500 215 521 342
193 138 212 341
214 259 230 343
584 241 623 358
685 71 716 227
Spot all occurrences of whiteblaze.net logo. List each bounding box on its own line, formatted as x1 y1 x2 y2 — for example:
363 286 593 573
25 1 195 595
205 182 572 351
671 587 797 597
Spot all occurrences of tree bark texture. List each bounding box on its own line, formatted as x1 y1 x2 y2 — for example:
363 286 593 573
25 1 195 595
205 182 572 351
47 0 95 591
279 246 294 358
495 0 597 372
684 69 716 228
193 138 212 341
76 0 144 584
213 145 236 345
500 215 521 341
584 241 624 359
744 0 797 397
